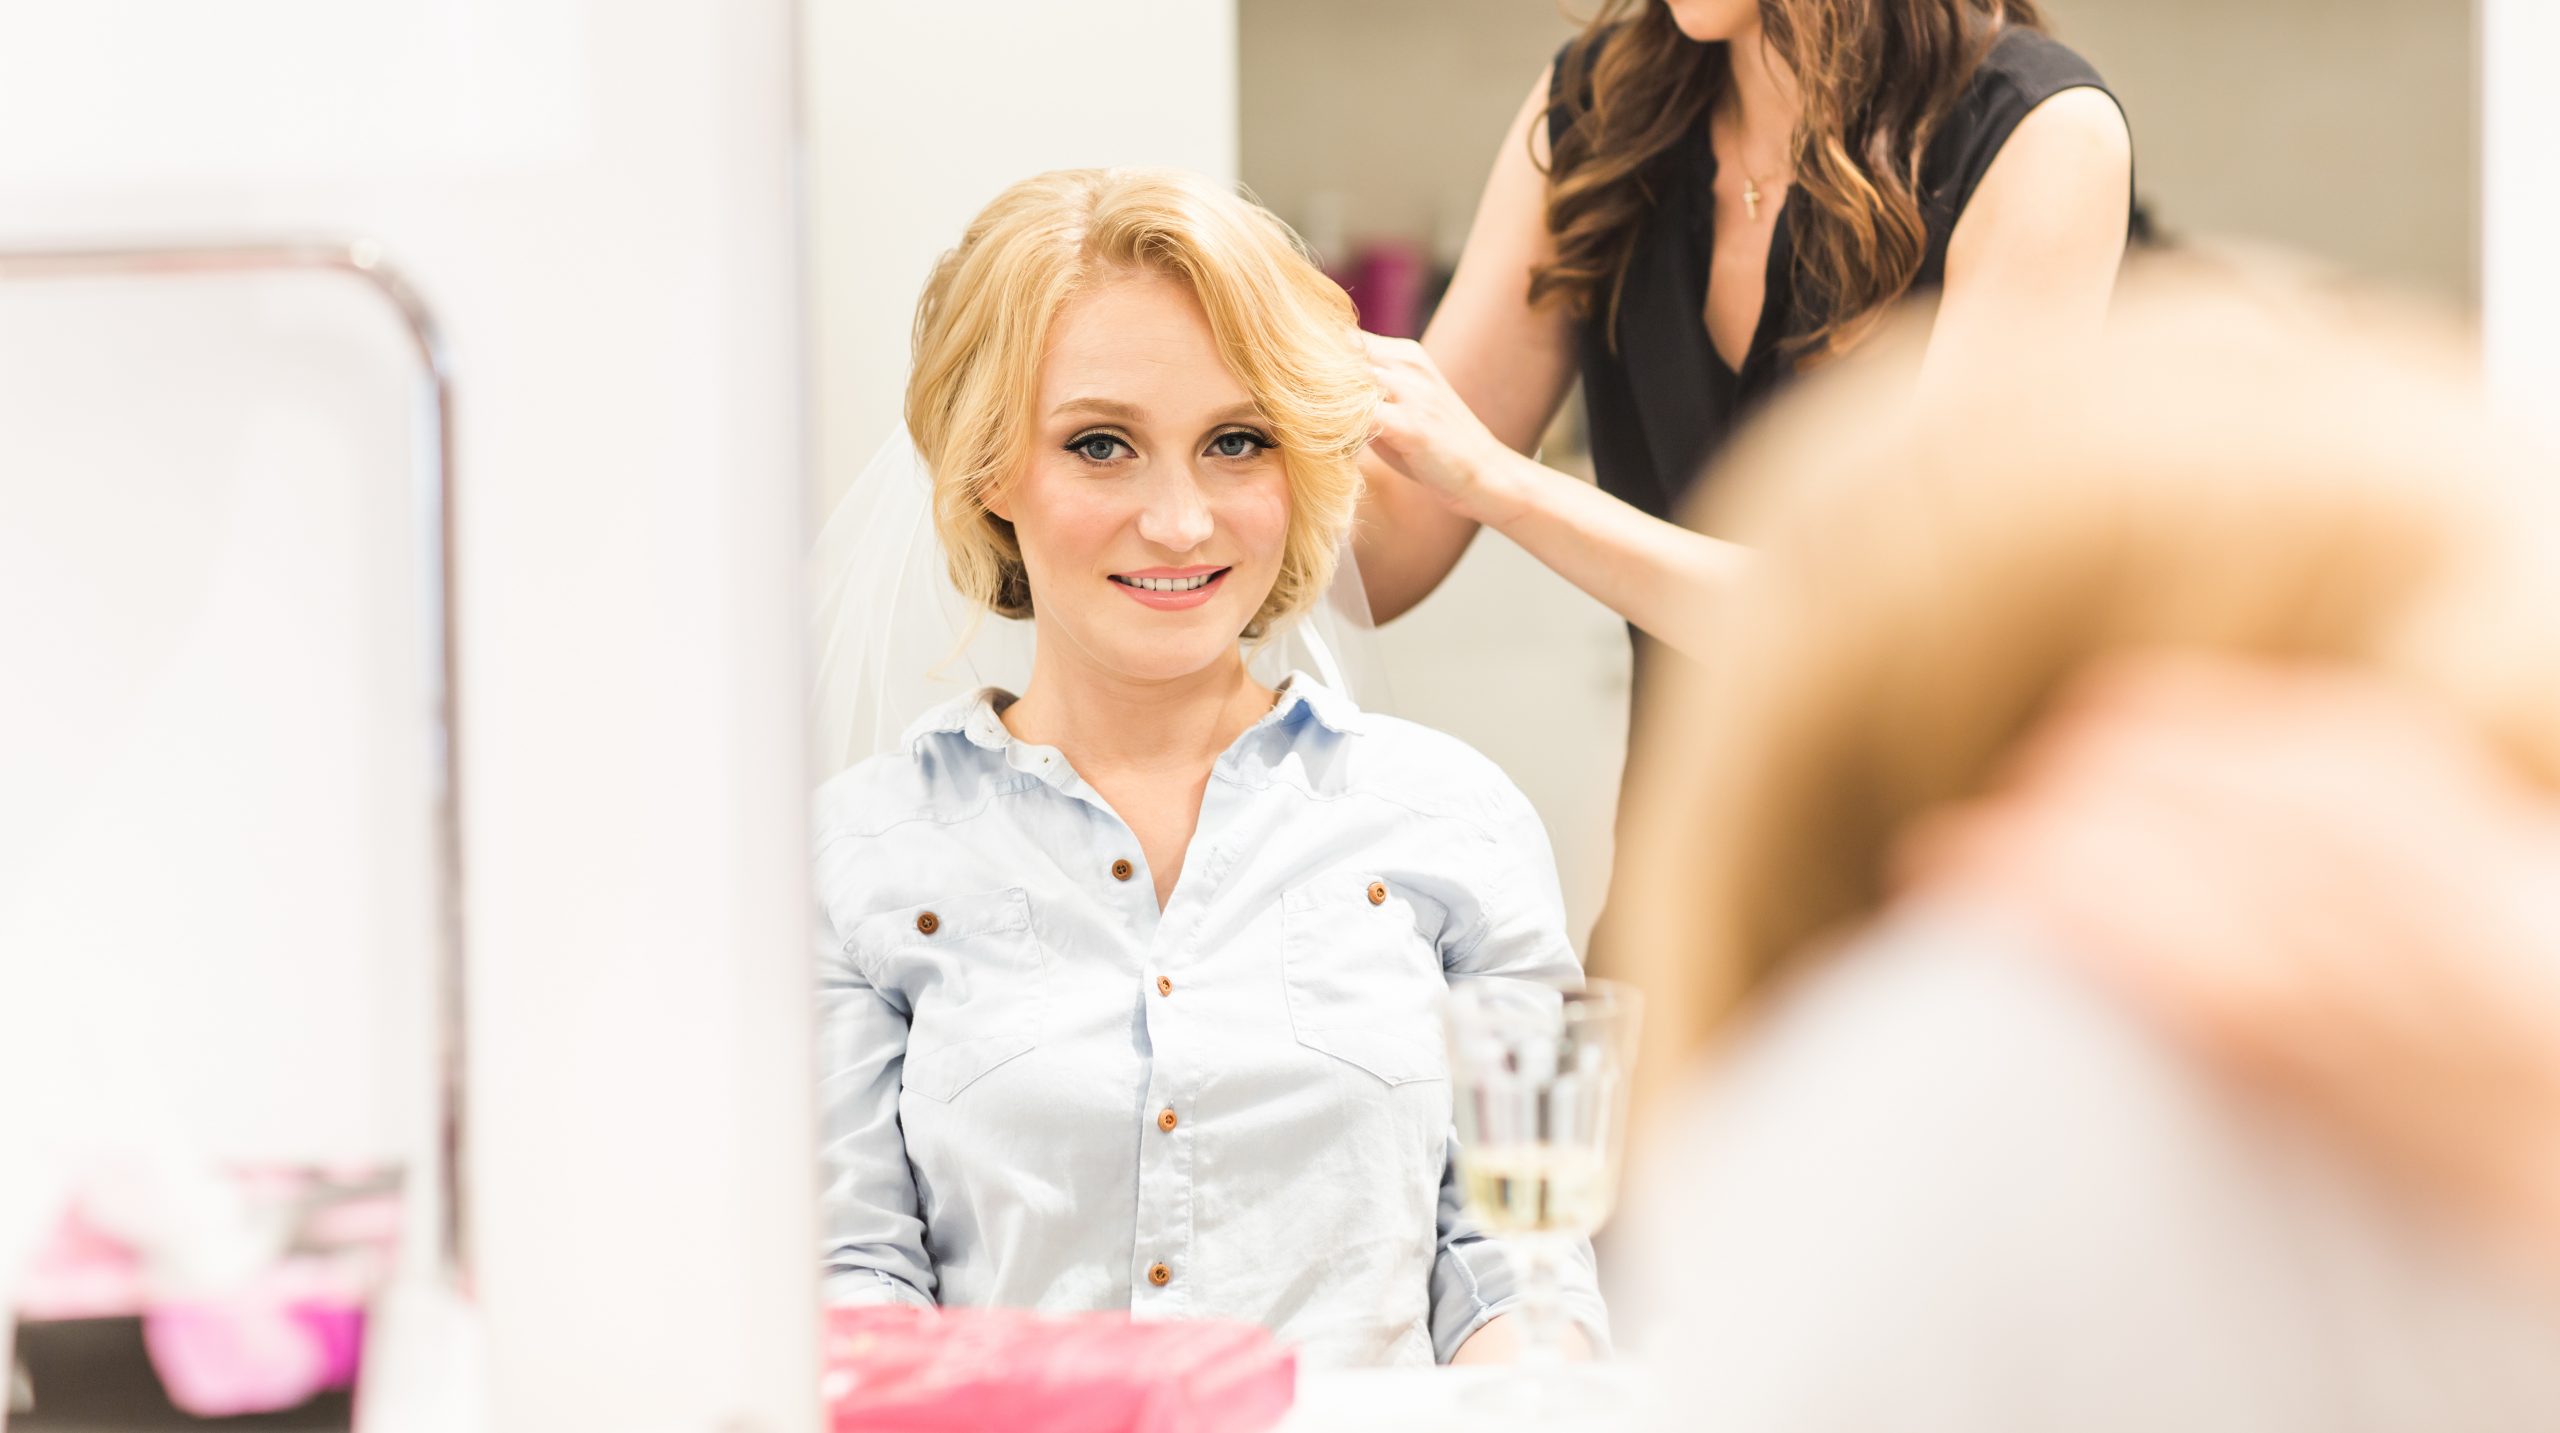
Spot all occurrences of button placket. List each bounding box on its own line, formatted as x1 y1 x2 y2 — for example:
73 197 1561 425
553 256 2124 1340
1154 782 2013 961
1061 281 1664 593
1125 793 1245 1317
1131 901 1198 1315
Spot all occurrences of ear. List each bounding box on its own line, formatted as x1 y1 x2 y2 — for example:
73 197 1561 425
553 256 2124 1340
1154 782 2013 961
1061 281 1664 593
984 480 1015 525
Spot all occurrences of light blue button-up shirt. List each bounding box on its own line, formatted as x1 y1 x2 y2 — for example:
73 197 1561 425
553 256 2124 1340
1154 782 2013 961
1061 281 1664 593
813 673 1608 1367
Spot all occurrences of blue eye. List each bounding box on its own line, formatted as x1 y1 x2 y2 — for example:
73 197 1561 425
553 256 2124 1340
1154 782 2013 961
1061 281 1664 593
1068 433 1129 463
1208 430 1274 459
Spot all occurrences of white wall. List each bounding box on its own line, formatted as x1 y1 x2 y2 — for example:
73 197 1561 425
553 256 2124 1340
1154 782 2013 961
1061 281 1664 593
0 6 816 1432
1239 0 1568 261
2045 0 2477 305
2482 0 2560 406
0 274 437 1165
805 0 1239 517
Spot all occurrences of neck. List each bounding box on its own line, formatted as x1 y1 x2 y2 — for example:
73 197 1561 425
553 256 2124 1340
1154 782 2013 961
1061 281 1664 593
1003 641 1272 776
1720 22 1803 163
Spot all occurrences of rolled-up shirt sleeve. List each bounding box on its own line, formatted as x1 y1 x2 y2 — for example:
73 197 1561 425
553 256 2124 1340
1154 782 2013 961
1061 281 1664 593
1428 785 1613 1362
817 903 938 1308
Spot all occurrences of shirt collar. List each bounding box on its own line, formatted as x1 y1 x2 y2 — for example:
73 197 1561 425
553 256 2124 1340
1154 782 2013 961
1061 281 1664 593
1265 670 1362 737
900 669 1362 758
900 687 1015 755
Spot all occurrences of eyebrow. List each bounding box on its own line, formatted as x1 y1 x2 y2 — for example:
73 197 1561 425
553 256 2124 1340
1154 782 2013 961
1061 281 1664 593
1052 397 1142 422
1050 397 1266 426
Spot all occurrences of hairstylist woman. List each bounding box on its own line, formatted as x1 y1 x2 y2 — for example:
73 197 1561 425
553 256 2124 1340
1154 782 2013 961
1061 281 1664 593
1356 0 2132 661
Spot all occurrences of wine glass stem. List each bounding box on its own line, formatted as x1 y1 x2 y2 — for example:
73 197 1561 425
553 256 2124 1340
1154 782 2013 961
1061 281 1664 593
1512 1231 1571 1370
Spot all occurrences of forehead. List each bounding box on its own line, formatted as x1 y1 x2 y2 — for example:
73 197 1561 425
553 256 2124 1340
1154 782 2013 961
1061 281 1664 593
1037 270 1254 415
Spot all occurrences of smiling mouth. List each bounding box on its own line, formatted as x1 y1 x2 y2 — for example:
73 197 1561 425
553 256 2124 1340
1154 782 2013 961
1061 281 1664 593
1111 569 1228 593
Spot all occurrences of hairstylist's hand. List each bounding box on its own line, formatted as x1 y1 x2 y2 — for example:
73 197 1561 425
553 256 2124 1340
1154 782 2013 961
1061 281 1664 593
1364 333 1533 528
1896 655 2560 1265
1446 1311 1595 1365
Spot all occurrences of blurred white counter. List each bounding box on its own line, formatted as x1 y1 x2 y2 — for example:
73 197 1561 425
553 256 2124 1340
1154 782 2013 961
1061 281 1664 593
1280 1366 1647 1432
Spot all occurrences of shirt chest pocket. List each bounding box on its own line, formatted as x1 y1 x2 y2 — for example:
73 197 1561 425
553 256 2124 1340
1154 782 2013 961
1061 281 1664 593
1280 874 1450 1086
851 887 1048 1103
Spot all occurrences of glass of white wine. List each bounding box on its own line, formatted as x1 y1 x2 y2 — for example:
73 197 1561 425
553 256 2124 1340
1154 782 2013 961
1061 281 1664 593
1445 978 1642 1409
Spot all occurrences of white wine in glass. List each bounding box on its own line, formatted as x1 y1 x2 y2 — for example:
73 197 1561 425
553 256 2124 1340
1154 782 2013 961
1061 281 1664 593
1459 1144 1619 1237
1445 977 1642 1414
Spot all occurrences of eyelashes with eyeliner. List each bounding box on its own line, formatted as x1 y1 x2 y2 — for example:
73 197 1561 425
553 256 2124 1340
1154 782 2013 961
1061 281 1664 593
1064 429 1278 465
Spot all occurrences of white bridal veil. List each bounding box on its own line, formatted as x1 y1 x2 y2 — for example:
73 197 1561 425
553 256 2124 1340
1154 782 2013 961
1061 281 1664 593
809 425 1394 778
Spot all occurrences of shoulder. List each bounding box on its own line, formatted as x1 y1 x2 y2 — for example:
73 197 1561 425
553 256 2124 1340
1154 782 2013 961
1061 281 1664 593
1970 26 2110 106
1304 709 1547 839
1946 28 2122 155
1930 28 2128 213
812 738 1032 849
811 749 929 845
1986 85 2133 191
1548 22 1615 95
1546 19 1631 128
1347 710 1516 789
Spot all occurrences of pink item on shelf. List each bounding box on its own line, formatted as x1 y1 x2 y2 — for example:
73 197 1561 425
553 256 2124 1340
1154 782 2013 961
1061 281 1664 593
14 1204 143 1321
1348 240 1429 339
824 1305 1295 1433
13 1162 398 1418
143 1298 366 1418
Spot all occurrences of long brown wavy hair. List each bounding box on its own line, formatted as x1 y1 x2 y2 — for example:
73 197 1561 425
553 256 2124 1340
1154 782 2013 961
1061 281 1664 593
1532 0 2042 359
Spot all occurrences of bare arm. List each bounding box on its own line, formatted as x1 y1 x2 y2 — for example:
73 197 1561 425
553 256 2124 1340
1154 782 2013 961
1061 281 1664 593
1354 65 1581 622
1923 86 2134 399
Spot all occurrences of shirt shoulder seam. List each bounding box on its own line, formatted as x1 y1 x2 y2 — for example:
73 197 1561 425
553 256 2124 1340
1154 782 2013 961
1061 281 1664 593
815 773 1043 854
1212 766 1510 849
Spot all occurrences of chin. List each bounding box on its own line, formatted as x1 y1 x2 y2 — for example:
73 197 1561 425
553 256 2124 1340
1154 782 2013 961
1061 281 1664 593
1105 648 1241 686
1661 0 1758 41
1087 618 1248 686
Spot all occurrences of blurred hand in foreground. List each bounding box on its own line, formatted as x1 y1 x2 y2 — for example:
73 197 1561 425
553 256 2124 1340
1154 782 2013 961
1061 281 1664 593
1898 654 2560 1267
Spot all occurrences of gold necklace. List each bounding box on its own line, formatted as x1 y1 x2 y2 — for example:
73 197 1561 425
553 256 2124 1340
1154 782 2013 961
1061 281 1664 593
1741 161 1787 222
1716 102 1790 222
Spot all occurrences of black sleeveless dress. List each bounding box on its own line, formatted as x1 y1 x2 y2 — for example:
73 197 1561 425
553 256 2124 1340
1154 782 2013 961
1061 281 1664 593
1548 27 2123 524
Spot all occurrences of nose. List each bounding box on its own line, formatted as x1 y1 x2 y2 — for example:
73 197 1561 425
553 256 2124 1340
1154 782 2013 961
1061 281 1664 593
1133 461 1215 553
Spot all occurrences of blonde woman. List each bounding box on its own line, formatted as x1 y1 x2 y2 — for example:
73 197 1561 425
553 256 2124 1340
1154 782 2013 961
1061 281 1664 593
812 169 1606 1368
1603 267 2560 1427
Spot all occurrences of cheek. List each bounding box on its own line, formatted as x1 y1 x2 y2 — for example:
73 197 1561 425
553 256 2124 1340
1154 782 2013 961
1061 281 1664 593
1221 472 1293 568
1008 463 1120 573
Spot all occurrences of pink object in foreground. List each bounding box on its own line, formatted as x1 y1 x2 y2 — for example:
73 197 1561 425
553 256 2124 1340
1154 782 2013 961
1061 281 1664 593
14 1163 396 1417
143 1300 366 1418
825 1306 1294 1433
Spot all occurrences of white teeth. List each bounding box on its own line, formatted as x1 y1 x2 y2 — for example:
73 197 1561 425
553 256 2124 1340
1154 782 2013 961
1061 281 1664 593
1128 573 1214 592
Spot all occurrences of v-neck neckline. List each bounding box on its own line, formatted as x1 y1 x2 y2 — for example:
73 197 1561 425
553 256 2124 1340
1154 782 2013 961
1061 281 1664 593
1697 132 1793 379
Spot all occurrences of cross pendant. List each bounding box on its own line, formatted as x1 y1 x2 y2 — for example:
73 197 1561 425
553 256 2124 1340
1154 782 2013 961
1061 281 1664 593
1744 180 1761 222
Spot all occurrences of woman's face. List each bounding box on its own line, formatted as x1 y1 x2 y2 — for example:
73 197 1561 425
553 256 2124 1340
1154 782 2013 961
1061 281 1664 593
991 270 1291 687
1662 0 1762 42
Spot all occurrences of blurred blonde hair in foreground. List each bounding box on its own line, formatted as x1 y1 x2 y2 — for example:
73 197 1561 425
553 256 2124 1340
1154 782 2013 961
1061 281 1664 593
1607 254 2560 1095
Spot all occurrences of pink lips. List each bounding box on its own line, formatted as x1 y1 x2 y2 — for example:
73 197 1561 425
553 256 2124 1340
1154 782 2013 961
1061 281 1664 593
1111 566 1230 611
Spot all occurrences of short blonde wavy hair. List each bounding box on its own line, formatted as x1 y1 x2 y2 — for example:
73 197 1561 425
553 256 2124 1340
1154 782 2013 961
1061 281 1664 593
904 167 1376 639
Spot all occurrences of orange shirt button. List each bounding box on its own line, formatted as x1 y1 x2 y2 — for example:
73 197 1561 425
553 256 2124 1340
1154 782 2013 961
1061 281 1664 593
1366 881 1387 906
1155 975 1173 997
1157 1107 1178 1133
1111 858 1134 882
915 911 940 936
1147 1262 1172 1287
